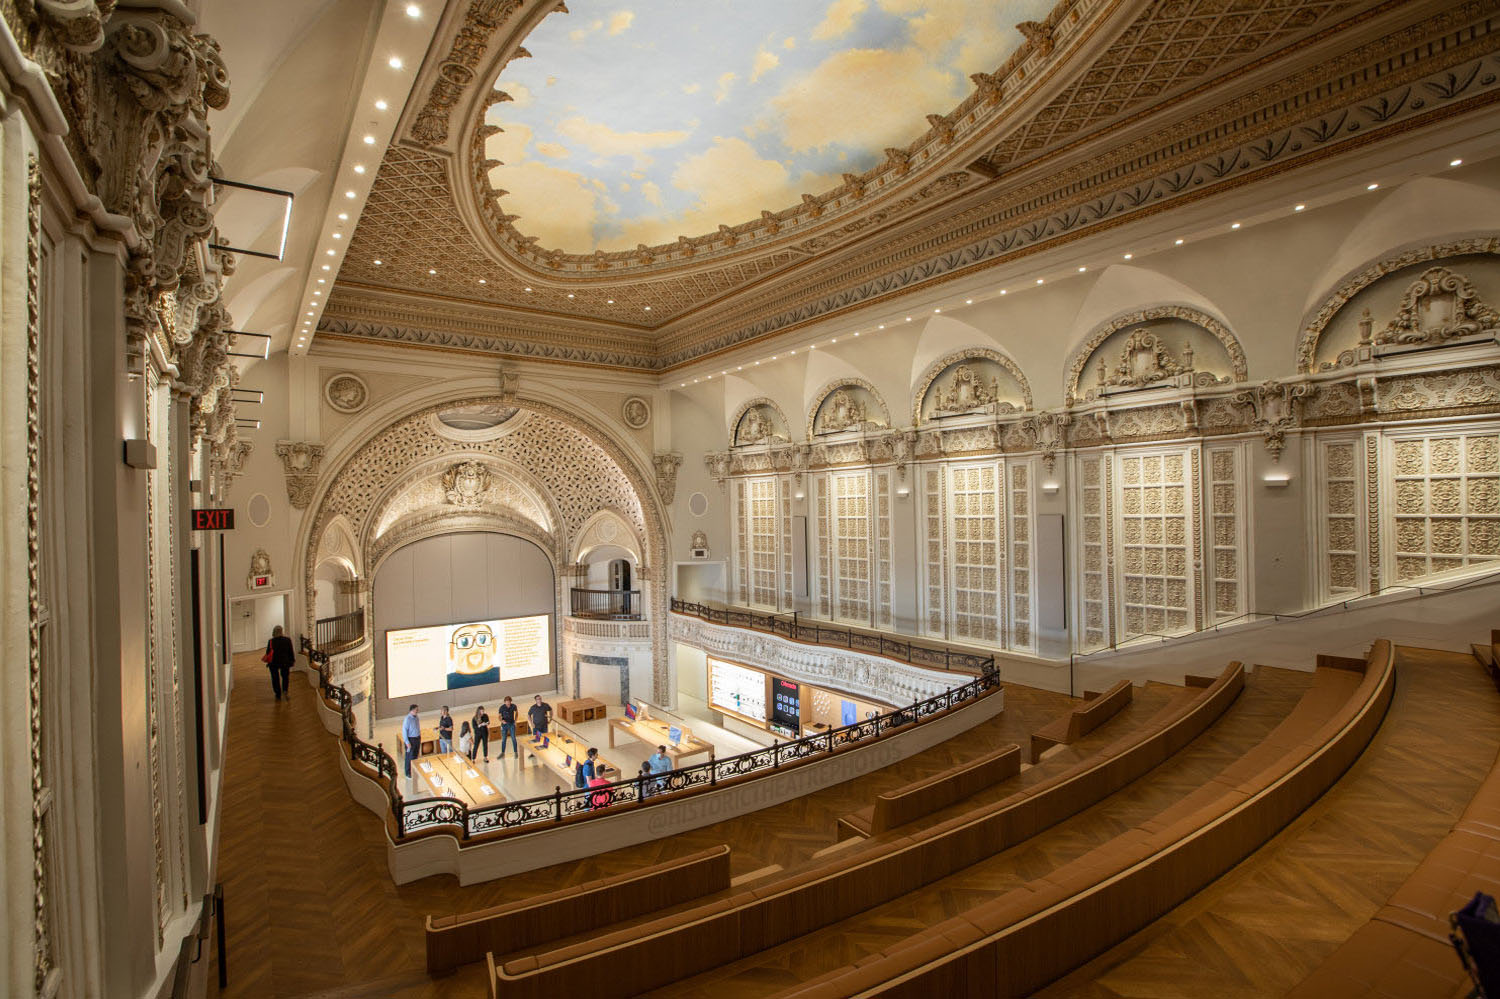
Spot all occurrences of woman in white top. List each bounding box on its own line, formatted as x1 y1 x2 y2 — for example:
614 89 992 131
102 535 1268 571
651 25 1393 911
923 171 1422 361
458 720 474 758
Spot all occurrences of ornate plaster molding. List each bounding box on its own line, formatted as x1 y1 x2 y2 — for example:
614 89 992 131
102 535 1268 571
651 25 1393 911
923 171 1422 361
1232 379 1314 462
911 347 1034 425
1064 305 1247 405
729 396 793 447
806 377 891 440
652 451 682 505
274 440 324 510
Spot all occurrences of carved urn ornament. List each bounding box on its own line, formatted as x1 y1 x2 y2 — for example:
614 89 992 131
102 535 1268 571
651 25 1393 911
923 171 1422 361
442 460 492 507
932 363 1001 415
1099 329 1193 389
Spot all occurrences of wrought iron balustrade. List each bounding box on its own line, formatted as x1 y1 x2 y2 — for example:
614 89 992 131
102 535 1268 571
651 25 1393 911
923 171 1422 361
569 587 643 620
314 608 365 652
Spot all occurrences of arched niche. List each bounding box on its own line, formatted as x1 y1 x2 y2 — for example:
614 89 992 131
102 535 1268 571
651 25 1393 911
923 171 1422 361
1295 239 1500 373
806 378 891 438
1064 305 1248 405
911 347 1033 425
570 508 644 565
365 453 558 549
728 397 793 447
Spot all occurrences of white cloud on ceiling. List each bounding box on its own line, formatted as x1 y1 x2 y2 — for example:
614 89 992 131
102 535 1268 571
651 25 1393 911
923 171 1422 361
715 71 737 104
608 10 634 35
536 141 570 158
502 80 534 108
812 0 868 41
556 115 691 166
751 48 780 83
682 82 701 94
771 47 959 154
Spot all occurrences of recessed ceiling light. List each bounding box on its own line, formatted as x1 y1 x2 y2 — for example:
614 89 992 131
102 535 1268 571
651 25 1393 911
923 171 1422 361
479 278 487 284
1174 238 1184 245
933 308 941 313
567 293 574 299
1123 253 1133 259
1451 158 1463 167
337 213 348 221
1078 265 1087 272
524 286 532 292
1366 182 1379 190
428 268 436 274
721 371 727 375
754 360 759 365
788 350 794 355
353 165 366 174
363 135 375 145
345 190 356 198
331 233 342 239
853 331 860 337
1230 222 1240 230
306 311 314 316
375 99 388 111
317 278 325 284
405 4 421 16
321 264 330 271
772 355 778 360
965 299 972 304
373 259 382 265
388 56 403 69
831 337 837 343
1036 278 1044 284
680 382 685 387
313 290 321 296
736 366 742 371
1294 204 1305 211
999 289 1006 295
325 249 335 256
606 298 614 303
644 306 651 311
905 316 911 321
878 324 884 329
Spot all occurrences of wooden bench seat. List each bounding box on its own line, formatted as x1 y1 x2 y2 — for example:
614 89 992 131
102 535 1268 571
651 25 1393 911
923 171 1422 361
774 641 1395 998
1029 678 1134 763
425 844 730 974
837 744 1022 840
489 663 1245 999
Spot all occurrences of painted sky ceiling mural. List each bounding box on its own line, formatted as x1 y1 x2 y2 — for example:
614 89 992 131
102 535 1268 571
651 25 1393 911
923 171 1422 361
486 0 1047 253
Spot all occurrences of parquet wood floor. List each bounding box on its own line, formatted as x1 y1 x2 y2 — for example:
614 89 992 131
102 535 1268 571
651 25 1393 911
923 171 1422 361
1037 646 1500 999
209 653 1099 997
648 665 1311 998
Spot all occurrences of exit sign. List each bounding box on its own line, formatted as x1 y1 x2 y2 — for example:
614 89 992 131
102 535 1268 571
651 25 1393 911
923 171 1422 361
190 509 235 531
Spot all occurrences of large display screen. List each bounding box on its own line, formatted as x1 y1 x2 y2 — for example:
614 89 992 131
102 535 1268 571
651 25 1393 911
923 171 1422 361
709 659 767 721
385 615 550 698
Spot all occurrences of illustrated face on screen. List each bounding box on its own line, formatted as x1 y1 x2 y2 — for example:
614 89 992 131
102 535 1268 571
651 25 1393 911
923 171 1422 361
449 623 496 675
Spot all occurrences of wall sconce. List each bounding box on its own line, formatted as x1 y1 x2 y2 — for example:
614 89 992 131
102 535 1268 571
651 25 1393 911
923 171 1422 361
794 491 805 500
896 486 911 498
1263 473 1292 488
1041 481 1060 494
123 439 157 470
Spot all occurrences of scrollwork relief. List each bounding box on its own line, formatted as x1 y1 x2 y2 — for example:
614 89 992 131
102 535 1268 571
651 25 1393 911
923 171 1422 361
1065 306 1247 405
274 441 324 510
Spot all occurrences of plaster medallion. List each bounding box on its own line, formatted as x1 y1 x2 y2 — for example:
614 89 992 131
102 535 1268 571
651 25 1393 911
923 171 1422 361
325 374 368 413
622 396 651 429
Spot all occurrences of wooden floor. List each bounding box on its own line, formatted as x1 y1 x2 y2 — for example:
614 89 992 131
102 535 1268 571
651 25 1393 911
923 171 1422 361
210 647 1497 998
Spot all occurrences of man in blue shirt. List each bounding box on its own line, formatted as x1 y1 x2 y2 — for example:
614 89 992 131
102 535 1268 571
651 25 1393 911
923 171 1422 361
648 745 672 794
402 704 421 778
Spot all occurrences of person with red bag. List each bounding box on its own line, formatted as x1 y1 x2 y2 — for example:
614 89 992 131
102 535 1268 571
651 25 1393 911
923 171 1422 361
264 625 295 700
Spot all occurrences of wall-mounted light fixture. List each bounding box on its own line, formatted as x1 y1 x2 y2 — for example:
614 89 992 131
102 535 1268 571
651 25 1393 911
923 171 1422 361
209 177 295 261
1041 481 1061 494
1263 472 1292 488
227 331 272 359
123 439 157 469
231 388 265 404
235 419 262 430
794 491 805 501
896 486 911 498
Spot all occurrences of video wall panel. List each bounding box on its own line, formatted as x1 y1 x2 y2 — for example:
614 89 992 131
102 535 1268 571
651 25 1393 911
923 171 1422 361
386 614 550 698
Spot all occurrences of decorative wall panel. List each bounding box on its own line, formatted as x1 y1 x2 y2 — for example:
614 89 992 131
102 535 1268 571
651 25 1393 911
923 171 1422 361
876 472 892 628
1205 444 1246 622
733 479 748 605
922 465 945 636
1318 437 1363 600
833 471 872 624
747 477 779 608
949 462 1001 645
1386 426 1500 581
816 476 830 618
1077 452 1110 650
780 478 793 611
1009 461 1035 651
1116 447 1195 641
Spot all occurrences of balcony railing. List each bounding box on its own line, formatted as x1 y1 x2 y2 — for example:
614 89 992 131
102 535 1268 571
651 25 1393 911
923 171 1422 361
570 588 642 620
314 608 364 653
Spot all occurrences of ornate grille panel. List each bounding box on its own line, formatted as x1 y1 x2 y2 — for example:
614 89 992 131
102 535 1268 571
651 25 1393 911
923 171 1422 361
815 475 830 617
1320 438 1362 599
1117 448 1195 641
1205 444 1246 622
1387 428 1500 581
733 478 749 605
922 465 945 636
947 462 1000 644
1009 461 1034 651
747 476 779 608
876 472 892 628
833 471 872 623
780 478 793 611
1077 453 1109 649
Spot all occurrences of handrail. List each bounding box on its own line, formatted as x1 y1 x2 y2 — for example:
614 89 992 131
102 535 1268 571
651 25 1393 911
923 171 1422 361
299 623 999 846
315 608 365 653
569 588 643 620
669 598 994 675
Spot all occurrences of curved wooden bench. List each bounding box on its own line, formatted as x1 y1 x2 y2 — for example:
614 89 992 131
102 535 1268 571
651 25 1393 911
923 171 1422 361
1029 678 1133 763
426 844 730 975
489 662 1245 999
837 744 1022 840
773 641 1396 998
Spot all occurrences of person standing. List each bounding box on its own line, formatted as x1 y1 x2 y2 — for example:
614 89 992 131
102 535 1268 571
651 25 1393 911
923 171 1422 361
458 720 474 758
437 706 454 753
471 705 490 762
573 746 598 789
588 764 613 810
496 696 519 758
528 694 552 742
264 625 295 701
402 705 421 778
648 745 673 794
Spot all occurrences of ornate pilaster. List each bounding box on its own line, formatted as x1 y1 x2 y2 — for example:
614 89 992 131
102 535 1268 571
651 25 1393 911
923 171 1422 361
274 441 325 510
1233 380 1313 462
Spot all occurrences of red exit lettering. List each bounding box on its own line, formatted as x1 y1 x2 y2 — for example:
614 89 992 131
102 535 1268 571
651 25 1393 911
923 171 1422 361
190 509 235 531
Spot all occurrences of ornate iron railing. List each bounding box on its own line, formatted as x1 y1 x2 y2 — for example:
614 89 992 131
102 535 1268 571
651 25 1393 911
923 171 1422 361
669 598 996 674
315 608 365 653
300 624 999 844
569 587 643 620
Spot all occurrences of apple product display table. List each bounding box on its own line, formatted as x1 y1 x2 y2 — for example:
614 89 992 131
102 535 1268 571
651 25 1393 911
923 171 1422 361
524 722 621 787
608 716 715 766
413 751 504 807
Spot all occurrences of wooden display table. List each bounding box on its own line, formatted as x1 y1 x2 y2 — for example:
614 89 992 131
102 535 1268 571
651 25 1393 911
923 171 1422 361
524 723 621 786
413 751 504 808
608 716 714 766
556 698 607 724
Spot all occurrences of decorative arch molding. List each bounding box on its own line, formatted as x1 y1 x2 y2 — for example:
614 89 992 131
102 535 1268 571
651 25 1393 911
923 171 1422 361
806 377 891 440
302 393 672 701
570 508 645 565
910 346 1034 425
728 396 793 447
368 512 561 580
316 514 362 577
1295 237 1500 373
1064 304 1248 405
363 451 560 550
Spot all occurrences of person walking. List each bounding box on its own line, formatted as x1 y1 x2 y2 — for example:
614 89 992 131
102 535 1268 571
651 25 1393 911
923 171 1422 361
528 694 552 741
471 705 491 762
497 696 519 758
437 706 454 753
264 625 295 701
402 705 421 778
573 747 598 789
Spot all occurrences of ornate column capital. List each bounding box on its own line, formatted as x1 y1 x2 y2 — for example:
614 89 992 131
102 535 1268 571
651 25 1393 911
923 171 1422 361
274 440 324 509
652 451 682 504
